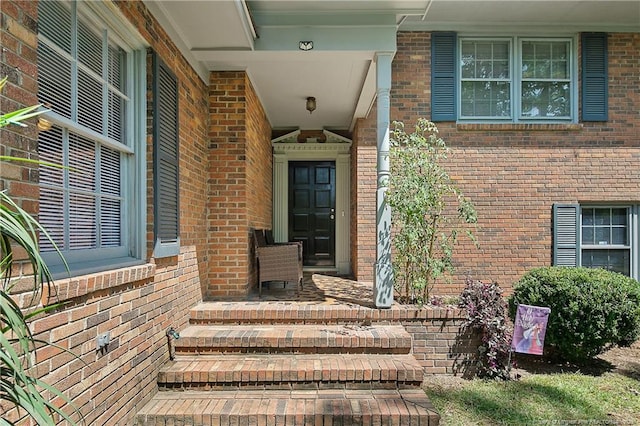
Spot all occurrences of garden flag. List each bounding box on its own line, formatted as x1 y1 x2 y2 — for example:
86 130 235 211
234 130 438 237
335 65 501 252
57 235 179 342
512 304 551 355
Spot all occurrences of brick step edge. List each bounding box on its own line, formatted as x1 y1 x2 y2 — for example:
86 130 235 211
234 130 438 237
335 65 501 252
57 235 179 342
136 389 440 426
173 324 413 354
189 302 465 325
158 354 424 389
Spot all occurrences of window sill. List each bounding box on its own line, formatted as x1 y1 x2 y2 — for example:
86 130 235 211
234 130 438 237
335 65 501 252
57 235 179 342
43 262 156 305
456 123 583 132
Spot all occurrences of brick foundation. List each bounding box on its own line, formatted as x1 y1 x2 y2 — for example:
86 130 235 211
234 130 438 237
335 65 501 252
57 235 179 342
1 246 203 425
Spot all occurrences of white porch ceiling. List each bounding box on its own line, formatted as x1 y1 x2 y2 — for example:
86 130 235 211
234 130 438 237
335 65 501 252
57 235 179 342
144 0 639 131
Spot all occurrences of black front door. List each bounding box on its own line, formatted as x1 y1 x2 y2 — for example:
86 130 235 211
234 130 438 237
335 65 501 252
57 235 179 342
288 161 336 266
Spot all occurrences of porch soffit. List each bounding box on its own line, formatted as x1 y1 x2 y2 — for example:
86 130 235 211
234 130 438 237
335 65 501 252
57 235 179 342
144 0 639 132
400 1 640 33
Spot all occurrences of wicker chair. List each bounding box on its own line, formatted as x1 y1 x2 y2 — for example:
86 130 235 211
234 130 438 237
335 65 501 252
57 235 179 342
253 229 303 297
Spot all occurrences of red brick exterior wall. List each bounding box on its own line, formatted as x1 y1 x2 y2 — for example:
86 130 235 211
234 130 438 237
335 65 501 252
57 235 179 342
118 1 210 291
1 1 208 423
207 71 272 298
207 71 250 298
351 113 377 281
3 248 202 425
403 314 479 376
353 32 640 294
246 75 273 230
0 0 41 280
245 75 273 288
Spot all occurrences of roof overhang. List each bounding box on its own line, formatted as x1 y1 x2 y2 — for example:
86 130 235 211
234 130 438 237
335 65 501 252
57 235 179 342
143 0 639 131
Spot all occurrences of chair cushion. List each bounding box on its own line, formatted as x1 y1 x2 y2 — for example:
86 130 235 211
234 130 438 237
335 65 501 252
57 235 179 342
254 229 267 247
265 229 275 245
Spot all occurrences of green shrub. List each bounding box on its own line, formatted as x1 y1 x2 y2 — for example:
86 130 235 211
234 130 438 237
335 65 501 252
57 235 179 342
509 267 640 362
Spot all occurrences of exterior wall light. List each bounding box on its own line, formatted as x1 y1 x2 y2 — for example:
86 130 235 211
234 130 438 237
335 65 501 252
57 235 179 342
306 97 316 114
37 118 52 131
299 41 313 51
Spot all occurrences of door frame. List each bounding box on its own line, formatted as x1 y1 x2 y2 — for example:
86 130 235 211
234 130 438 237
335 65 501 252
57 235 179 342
272 130 351 274
288 160 336 267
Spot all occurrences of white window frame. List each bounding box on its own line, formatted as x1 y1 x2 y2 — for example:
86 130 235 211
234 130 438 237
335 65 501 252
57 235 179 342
37 0 148 276
460 37 512 120
458 35 578 123
578 205 639 281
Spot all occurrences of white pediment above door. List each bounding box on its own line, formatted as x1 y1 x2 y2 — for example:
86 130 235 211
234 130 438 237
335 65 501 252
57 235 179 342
272 129 352 155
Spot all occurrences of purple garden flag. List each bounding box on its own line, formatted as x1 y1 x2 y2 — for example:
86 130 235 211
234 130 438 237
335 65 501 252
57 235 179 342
512 304 551 355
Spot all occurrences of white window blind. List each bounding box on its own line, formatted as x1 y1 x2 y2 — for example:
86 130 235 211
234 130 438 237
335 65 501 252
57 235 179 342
37 0 142 272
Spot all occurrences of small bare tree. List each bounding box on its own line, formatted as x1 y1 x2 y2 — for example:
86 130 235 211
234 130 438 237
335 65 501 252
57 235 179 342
386 118 477 304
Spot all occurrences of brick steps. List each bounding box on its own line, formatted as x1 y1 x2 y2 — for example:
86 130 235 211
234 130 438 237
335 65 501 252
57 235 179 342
188 301 458 325
136 302 440 425
189 302 375 325
174 324 412 354
136 389 439 425
158 354 424 390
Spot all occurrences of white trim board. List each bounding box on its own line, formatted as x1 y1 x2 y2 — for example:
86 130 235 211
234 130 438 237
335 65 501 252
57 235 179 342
272 137 352 275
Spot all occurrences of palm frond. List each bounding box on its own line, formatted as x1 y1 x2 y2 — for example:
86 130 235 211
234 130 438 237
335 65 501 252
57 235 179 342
0 173 76 426
0 104 45 127
0 78 48 129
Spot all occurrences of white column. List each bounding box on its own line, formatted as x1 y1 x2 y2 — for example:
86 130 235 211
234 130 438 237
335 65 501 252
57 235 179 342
374 52 394 308
336 152 351 275
272 154 288 242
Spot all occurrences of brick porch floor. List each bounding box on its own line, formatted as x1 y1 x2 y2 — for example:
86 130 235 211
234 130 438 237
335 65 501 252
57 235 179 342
247 273 376 306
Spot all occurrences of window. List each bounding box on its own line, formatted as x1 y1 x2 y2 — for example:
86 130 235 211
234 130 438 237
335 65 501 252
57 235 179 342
431 32 608 123
460 39 512 118
581 207 631 276
460 37 573 121
553 204 639 280
521 40 571 119
37 0 146 274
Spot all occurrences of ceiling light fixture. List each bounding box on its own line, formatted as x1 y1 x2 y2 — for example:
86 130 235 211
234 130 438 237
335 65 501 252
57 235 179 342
306 97 316 114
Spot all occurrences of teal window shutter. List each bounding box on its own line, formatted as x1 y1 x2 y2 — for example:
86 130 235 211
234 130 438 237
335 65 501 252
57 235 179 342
431 32 457 121
581 33 608 121
553 204 579 267
152 53 180 258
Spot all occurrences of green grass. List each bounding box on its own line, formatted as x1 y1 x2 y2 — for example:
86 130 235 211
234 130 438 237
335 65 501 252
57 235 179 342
424 372 640 425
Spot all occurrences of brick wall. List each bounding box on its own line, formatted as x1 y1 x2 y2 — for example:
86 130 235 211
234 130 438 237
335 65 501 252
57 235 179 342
245 75 273 288
246 75 273 229
402 315 480 376
207 71 272 298
0 0 41 280
2 246 202 425
116 0 210 295
1 1 208 424
207 71 249 298
354 32 640 294
351 114 377 281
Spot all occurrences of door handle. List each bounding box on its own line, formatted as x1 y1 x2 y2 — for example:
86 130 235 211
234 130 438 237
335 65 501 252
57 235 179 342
330 214 335 220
